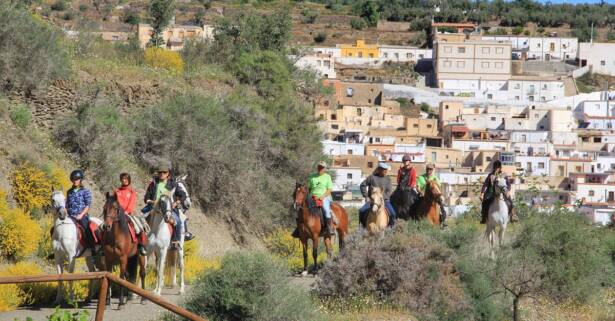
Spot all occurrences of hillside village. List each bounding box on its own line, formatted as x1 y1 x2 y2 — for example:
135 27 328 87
62 7 615 225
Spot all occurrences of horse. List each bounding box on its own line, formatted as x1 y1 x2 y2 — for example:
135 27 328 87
101 191 146 308
145 191 177 296
485 176 509 257
366 187 388 237
293 183 349 276
415 179 442 225
390 186 420 221
167 175 190 294
50 190 101 305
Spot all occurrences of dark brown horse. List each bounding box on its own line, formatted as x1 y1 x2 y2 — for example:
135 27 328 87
415 180 442 225
293 183 348 276
101 191 146 308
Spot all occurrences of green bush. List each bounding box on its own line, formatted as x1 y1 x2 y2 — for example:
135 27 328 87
9 105 31 129
301 8 318 24
313 32 327 43
512 26 524 35
0 2 70 95
350 17 366 30
170 252 321 321
50 1 66 11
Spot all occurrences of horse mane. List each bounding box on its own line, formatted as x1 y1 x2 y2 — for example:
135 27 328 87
106 192 129 233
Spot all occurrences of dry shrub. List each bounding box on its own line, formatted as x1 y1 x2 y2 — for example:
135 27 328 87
144 47 184 73
0 207 42 260
316 226 475 321
11 161 53 213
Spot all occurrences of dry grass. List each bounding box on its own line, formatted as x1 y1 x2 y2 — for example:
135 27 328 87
521 289 615 321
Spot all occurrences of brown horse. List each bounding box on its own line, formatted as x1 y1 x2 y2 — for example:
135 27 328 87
416 180 442 225
293 183 348 276
101 191 146 308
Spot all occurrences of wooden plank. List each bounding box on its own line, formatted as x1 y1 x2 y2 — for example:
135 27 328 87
104 273 207 321
95 277 109 321
0 272 107 284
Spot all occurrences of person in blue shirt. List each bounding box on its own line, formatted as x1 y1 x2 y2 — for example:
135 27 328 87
66 170 96 254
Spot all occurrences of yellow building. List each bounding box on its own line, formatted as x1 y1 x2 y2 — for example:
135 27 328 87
339 40 379 58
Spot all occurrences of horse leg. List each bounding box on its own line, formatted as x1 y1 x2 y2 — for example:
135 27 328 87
324 237 333 259
178 235 185 295
139 255 147 304
170 249 177 289
155 249 168 296
84 255 96 303
67 256 76 304
54 257 64 305
118 256 128 309
312 236 319 273
126 256 138 301
104 257 113 306
300 238 308 277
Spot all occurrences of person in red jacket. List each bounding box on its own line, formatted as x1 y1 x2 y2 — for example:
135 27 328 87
397 154 417 191
116 173 147 256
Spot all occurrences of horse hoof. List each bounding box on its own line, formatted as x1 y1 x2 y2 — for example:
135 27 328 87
118 304 125 310
300 270 308 277
140 298 147 305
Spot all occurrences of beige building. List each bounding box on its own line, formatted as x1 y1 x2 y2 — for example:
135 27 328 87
435 40 512 90
550 157 593 177
425 147 464 168
137 23 214 50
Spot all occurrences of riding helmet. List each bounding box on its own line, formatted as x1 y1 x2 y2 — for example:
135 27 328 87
70 170 85 181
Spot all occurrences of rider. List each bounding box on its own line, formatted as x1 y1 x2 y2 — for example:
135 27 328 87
143 162 192 249
116 173 147 256
397 154 417 192
66 170 97 254
307 161 334 236
416 163 447 227
479 160 516 224
359 162 396 228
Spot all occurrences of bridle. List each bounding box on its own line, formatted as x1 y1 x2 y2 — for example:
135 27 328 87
52 192 73 228
293 185 307 211
152 194 174 223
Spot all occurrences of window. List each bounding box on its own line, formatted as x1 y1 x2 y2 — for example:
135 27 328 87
529 96 535 102
514 83 520 89
444 46 452 53
331 114 337 120
348 53 353 57
488 94 493 99
538 162 545 169
445 105 449 109
324 60 330 68
427 124 433 128
444 61 452 67
331 124 338 129
358 52 363 58
419 54 424 59
112 35 119 41
486 156 492 161
369 53 374 58
482 62 490 68
384 53 389 58
491 117 496 121
458 47 466 53
347 149 353 155
482 47 490 54
589 190 595 197
413 124 419 128
347 173 353 179
601 60 606 66
406 53 413 59
496 47 504 54
537 43 541 48
495 62 503 69
541 96 546 102
394 53 399 59
367 162 373 168
375 137 381 143
457 61 465 68
346 88 354 97
542 84 548 89
432 152 437 161
515 96 520 100
575 166 582 172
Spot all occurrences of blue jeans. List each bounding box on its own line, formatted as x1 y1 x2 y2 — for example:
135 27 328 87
359 201 396 227
172 209 183 240
322 196 332 219
74 215 95 248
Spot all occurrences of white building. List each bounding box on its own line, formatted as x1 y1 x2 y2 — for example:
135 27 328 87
379 45 433 63
322 140 365 156
580 115 615 130
451 139 509 151
593 156 615 173
294 53 336 79
390 142 426 162
481 36 578 61
575 100 615 118
579 205 615 225
507 78 565 103
579 42 615 76
515 155 550 176
330 167 363 192
312 46 342 57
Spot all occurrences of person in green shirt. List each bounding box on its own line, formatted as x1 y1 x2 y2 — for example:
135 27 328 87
416 163 447 226
307 160 334 236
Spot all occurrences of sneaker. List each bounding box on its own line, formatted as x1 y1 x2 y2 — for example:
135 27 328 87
185 232 195 241
138 244 147 256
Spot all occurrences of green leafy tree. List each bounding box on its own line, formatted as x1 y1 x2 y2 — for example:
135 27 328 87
357 0 379 27
148 0 175 47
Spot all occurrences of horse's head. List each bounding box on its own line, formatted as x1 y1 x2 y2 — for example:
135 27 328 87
51 190 67 220
426 179 442 201
157 192 174 223
370 187 384 214
102 191 120 232
493 176 507 197
293 183 308 210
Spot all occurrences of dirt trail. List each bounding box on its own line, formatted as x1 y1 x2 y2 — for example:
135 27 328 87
0 287 188 321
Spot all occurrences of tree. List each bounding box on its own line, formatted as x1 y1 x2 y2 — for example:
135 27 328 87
148 0 175 47
358 0 379 27
313 32 327 43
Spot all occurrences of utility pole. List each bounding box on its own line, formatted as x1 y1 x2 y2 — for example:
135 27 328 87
590 22 594 44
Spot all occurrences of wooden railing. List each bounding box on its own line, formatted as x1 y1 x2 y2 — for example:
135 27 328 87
0 272 206 321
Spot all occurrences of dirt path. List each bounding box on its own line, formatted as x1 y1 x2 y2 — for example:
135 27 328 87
0 287 189 321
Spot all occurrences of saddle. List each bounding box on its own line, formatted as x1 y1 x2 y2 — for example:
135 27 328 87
72 217 101 248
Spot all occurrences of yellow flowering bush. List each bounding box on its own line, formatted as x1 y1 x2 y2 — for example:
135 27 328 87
37 215 54 260
0 261 56 311
264 228 329 272
11 161 53 213
145 242 220 288
0 282 22 312
0 207 42 259
144 47 184 73
45 164 71 191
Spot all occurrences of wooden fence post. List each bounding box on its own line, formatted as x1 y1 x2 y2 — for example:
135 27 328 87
96 277 109 321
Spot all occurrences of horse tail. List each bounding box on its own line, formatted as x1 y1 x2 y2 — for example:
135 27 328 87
166 248 177 271
127 255 139 283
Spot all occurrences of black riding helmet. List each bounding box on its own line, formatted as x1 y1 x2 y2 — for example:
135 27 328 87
70 170 85 181
493 160 502 171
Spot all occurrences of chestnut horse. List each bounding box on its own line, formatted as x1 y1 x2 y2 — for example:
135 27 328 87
293 183 348 276
102 191 146 308
416 180 442 225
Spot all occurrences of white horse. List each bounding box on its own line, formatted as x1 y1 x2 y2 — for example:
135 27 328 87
484 176 510 257
366 187 388 238
50 191 101 304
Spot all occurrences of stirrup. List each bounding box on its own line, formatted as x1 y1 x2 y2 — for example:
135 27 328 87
185 232 195 241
